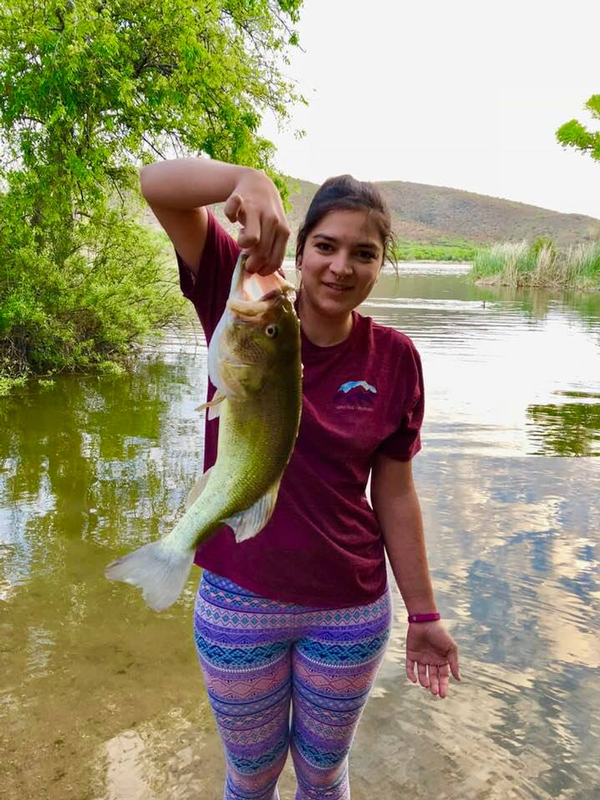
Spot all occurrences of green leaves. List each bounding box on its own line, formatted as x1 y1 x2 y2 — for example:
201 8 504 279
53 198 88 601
0 0 304 196
557 95 600 162
0 0 304 384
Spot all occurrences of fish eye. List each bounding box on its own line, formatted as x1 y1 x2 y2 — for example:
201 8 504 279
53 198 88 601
265 324 278 338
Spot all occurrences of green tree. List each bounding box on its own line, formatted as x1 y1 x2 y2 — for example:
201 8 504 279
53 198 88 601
556 95 600 162
0 0 304 384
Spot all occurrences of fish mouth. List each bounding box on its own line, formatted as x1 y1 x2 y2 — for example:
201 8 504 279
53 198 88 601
227 290 289 322
237 258 295 303
228 299 275 321
227 255 295 322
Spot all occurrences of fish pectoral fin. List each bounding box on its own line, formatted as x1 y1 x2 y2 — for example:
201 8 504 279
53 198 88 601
185 467 213 511
224 483 280 544
195 390 226 419
207 403 221 421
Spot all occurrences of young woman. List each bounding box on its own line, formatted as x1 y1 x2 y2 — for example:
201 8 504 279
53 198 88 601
140 159 461 800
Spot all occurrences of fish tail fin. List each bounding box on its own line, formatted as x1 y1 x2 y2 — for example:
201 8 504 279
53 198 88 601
105 541 195 612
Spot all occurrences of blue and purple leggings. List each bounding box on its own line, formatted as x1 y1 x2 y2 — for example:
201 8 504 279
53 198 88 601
194 570 392 800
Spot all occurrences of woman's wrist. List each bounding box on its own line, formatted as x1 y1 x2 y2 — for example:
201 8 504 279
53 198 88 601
403 591 438 618
407 612 441 624
233 167 280 208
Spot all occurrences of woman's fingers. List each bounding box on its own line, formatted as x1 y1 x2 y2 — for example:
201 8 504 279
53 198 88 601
448 650 461 682
247 216 277 275
407 660 453 698
224 193 244 224
256 220 289 276
224 193 262 251
428 665 440 697
224 191 289 274
247 213 290 275
237 213 262 254
417 661 429 689
405 658 418 684
438 663 450 699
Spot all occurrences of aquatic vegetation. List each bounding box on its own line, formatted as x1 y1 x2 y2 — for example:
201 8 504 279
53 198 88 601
470 239 600 291
563 241 600 288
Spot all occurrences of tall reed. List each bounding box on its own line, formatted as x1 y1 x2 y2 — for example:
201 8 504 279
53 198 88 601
563 242 600 288
471 240 600 290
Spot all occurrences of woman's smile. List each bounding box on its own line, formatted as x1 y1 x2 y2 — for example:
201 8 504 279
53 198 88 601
321 281 353 293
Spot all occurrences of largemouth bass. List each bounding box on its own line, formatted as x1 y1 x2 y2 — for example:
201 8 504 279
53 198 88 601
105 254 302 611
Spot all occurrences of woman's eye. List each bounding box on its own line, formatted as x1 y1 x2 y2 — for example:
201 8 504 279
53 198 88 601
265 324 278 338
315 242 333 252
358 250 377 261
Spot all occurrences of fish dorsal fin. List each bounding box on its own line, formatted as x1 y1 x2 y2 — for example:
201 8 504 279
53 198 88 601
185 467 213 511
195 390 226 420
223 482 280 543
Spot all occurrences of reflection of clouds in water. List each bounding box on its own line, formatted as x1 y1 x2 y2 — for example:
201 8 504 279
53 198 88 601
96 708 230 800
101 728 151 800
355 654 563 800
0 470 56 597
370 447 600 798
398 449 600 797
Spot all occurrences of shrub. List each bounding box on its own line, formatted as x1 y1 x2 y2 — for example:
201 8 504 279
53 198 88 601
0 195 185 381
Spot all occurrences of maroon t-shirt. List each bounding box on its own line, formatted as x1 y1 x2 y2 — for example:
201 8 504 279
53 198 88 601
176 211 424 607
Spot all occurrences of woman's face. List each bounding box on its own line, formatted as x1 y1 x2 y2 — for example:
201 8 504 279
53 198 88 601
296 209 384 319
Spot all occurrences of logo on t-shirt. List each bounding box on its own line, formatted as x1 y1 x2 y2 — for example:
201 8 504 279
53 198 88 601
333 380 377 410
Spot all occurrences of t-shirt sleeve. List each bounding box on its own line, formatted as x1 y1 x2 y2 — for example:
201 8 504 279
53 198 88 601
175 210 241 342
377 341 425 461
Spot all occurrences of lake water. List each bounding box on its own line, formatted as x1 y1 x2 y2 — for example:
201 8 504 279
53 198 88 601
1 263 599 799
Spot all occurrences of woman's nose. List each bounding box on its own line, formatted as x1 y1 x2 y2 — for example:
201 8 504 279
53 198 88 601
329 252 352 277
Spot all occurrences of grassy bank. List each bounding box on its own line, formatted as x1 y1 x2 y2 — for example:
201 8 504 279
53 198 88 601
469 239 600 291
393 238 478 262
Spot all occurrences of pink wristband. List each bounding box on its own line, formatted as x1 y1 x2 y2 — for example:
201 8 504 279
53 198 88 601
407 612 441 623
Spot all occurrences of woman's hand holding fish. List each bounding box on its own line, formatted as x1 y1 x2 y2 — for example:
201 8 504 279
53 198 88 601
224 171 291 276
405 620 461 699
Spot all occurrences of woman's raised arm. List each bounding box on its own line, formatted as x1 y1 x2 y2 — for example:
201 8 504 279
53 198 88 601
140 158 290 276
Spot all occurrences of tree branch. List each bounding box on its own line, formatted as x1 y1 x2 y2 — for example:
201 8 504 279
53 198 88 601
141 135 166 159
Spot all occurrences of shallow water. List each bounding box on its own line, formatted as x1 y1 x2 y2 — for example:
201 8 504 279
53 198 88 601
1 263 600 799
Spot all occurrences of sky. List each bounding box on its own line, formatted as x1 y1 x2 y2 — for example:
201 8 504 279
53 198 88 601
260 0 600 218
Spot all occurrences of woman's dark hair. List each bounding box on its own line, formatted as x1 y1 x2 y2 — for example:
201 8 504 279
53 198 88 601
295 175 397 267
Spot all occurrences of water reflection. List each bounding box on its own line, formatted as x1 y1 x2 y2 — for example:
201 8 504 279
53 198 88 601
1 265 600 799
365 270 600 458
527 398 600 456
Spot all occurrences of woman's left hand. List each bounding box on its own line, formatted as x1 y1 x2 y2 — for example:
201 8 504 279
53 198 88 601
406 621 461 699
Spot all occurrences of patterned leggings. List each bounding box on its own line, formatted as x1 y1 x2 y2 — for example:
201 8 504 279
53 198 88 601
193 570 392 800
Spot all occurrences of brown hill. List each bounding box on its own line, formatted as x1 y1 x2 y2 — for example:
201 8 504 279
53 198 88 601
144 176 600 248
280 178 600 247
